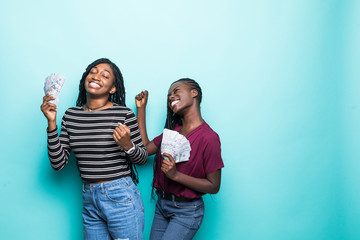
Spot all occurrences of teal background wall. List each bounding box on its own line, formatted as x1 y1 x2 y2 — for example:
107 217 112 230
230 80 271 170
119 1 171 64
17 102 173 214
1 0 359 239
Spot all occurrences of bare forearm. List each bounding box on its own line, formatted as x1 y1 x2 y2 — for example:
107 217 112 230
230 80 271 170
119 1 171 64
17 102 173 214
172 171 221 194
136 107 158 156
136 107 150 144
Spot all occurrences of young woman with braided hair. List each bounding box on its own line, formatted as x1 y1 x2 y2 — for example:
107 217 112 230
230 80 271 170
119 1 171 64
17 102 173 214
135 78 224 240
41 58 147 240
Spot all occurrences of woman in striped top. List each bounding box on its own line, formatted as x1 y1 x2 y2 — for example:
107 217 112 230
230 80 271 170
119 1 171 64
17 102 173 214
41 58 147 240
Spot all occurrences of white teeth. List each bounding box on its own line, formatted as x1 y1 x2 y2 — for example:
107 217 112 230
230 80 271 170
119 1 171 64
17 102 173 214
171 100 179 107
89 82 101 88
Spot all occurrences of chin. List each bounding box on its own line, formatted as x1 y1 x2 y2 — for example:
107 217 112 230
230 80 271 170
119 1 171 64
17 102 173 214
171 106 179 113
173 108 184 116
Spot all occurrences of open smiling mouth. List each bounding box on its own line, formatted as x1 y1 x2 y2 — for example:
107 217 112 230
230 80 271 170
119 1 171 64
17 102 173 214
171 100 180 107
89 81 101 89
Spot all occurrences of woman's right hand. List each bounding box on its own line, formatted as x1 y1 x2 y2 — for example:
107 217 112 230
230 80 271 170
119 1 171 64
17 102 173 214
135 90 148 109
41 94 57 122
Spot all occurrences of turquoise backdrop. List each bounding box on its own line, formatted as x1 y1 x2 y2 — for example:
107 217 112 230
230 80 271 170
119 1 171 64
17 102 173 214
1 0 359 239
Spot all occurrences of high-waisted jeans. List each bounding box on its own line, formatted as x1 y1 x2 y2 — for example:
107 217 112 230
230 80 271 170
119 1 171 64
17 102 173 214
82 177 144 240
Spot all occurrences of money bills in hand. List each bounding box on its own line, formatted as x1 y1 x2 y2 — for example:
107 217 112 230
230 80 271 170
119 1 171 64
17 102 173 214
43 73 66 105
161 129 191 163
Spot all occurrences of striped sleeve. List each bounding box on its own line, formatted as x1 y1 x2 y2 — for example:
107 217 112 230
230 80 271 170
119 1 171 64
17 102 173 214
47 114 71 171
125 109 148 165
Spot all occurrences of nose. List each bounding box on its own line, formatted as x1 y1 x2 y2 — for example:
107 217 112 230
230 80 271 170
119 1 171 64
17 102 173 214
92 73 100 80
168 94 175 101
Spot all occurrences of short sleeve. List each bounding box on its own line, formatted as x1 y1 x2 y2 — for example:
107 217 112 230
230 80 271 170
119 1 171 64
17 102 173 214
152 133 163 147
203 133 224 174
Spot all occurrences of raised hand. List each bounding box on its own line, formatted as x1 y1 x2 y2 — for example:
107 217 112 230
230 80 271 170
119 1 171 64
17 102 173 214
135 90 148 109
113 123 134 151
41 94 58 131
41 94 57 121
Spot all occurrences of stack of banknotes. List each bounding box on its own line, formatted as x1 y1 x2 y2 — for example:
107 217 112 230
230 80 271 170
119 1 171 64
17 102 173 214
43 73 66 105
161 129 191 163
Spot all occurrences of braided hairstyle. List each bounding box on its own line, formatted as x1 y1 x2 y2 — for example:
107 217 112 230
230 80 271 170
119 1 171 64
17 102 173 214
152 78 202 198
76 58 126 107
76 58 140 184
164 78 202 130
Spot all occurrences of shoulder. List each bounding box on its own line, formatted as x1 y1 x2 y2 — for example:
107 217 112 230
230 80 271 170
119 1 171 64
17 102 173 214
200 122 220 140
111 104 134 114
112 105 138 126
63 106 83 117
194 122 221 148
60 107 83 124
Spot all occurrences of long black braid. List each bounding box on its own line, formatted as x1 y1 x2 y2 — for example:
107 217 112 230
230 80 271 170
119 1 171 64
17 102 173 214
151 78 202 198
76 58 139 184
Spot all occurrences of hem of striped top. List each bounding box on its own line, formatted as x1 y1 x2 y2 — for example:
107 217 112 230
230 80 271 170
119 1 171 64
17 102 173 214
81 173 132 184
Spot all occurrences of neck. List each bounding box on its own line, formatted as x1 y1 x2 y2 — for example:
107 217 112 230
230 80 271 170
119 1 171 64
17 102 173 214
180 106 203 134
85 97 111 111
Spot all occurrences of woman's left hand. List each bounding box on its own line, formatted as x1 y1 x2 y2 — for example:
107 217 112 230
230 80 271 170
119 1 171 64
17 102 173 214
161 153 178 180
113 123 133 151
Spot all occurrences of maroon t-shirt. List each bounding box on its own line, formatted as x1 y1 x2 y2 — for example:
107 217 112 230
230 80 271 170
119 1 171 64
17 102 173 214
152 121 224 199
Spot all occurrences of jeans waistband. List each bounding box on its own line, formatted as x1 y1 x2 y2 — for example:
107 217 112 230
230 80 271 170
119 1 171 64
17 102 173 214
156 190 201 202
83 176 133 191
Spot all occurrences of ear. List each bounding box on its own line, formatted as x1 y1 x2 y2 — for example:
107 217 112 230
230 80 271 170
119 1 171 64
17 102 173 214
109 85 116 95
191 89 198 98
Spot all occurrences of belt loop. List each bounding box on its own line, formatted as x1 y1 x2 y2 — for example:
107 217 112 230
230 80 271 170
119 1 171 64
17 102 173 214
100 183 105 194
158 190 164 199
82 183 85 193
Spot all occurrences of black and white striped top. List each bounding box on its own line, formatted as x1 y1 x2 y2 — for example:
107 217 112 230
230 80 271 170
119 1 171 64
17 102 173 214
47 104 148 183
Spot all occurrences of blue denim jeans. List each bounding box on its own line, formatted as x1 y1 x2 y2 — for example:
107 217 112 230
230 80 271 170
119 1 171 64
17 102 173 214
150 193 204 240
82 177 144 240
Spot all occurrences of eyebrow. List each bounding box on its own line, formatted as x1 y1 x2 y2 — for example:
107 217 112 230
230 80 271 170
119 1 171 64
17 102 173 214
92 66 112 76
168 86 180 96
